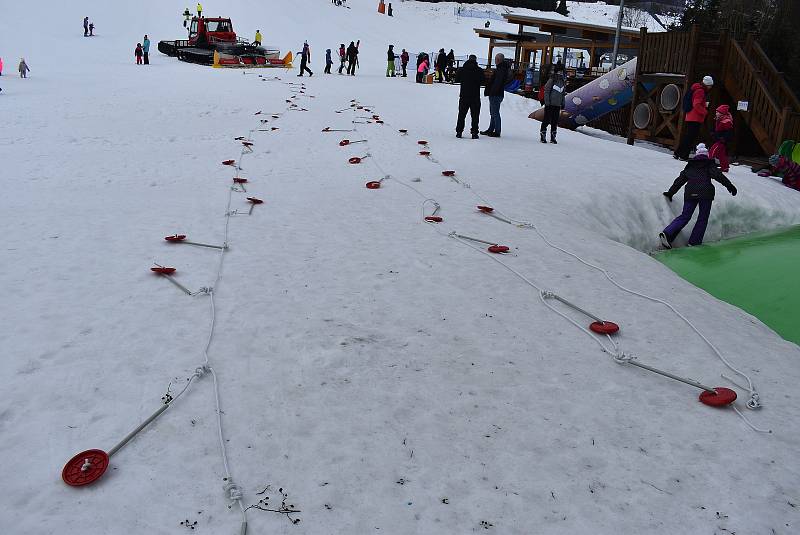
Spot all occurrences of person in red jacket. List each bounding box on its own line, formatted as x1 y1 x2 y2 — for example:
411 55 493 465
135 43 143 65
709 104 733 172
675 75 714 160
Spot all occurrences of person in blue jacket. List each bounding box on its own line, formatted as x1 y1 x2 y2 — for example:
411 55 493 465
143 35 151 65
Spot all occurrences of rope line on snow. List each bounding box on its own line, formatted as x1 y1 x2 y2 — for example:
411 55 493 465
347 100 769 433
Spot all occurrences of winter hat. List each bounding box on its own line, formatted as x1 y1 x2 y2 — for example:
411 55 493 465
695 143 709 157
716 104 730 114
702 75 714 86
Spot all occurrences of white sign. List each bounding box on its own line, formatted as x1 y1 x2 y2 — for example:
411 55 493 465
737 101 749 111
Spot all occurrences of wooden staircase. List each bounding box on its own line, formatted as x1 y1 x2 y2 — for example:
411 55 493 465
721 34 800 154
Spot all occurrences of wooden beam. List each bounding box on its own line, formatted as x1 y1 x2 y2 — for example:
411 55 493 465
627 27 647 145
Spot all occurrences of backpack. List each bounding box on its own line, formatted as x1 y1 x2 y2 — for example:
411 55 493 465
682 88 694 113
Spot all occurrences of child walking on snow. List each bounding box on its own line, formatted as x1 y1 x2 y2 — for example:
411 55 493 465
659 143 737 248
18 58 30 78
325 49 333 74
135 43 144 65
709 104 733 172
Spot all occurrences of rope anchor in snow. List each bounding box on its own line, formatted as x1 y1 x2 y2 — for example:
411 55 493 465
150 264 195 295
339 139 367 146
366 175 389 189
164 234 227 250
540 290 619 334
423 199 442 223
613 352 738 407
451 232 510 254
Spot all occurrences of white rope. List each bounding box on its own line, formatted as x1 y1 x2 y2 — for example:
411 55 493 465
350 99 769 433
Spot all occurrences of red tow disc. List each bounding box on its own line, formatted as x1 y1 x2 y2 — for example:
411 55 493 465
488 245 509 254
247 197 264 204
376 120 384 124
366 181 381 189
398 129 408 134
349 157 363 164
372 115 380 120
589 321 620 334
419 151 431 156
221 159 235 166
699 387 737 407
271 127 279 131
272 115 279 119
442 170 456 177
62 449 109 487
340 140 351 146
477 205 494 213
417 140 428 145
322 127 331 132
233 177 248 184
151 266 176 275
164 235 187 242
254 111 262 115
425 216 443 223
242 142 253 147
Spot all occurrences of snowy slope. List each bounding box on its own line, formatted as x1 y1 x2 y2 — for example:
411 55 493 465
2 2 800 535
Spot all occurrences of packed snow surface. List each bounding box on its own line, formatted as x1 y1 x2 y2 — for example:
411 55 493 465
1 2 799 534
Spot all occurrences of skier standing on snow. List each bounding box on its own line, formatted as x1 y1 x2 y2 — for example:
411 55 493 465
455 54 484 139
540 62 566 144
89 22 95 36
400 48 409 77
710 104 733 172
675 75 713 160
325 49 333 74
143 35 151 65
18 58 30 78
659 143 737 248
346 41 359 76
481 53 511 138
298 41 313 77
135 44 143 65
435 48 447 82
338 44 346 74
83 17 89 37
386 45 396 77
446 49 455 82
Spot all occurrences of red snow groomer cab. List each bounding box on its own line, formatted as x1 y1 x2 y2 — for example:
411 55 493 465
158 17 292 68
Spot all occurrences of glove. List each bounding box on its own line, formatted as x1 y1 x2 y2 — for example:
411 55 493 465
662 192 673 202
728 186 737 196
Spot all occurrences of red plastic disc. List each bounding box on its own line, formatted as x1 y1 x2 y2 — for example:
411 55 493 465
322 127 331 132
151 266 176 275
366 181 381 189
234 136 246 140
699 387 737 407
254 111 262 115
247 197 264 204
372 115 380 120
340 140 351 146
419 151 431 156
349 157 362 164
272 115 279 119
398 129 408 133
589 321 620 334
221 159 235 166
442 170 456 177
376 120 384 124
271 127 279 131
63 449 109 487
357 106 364 110
417 140 428 145
164 235 187 242
477 205 494 213
242 142 253 147
488 245 509 254
424 216 443 223
233 177 248 184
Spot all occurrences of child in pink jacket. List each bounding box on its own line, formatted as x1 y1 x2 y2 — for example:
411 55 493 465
709 104 733 172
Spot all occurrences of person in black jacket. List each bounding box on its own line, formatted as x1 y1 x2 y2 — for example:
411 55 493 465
435 48 447 82
481 53 511 138
346 41 359 76
659 143 737 248
455 55 484 139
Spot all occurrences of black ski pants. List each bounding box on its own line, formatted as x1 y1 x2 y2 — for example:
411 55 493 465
456 97 481 135
540 105 560 135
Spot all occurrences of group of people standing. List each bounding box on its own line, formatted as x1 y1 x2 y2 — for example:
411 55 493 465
82 17 95 37
134 35 151 65
453 53 511 139
386 46 409 77
316 41 361 77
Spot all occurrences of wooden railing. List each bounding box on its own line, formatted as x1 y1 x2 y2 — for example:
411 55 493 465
724 38 800 153
638 29 692 75
744 34 800 112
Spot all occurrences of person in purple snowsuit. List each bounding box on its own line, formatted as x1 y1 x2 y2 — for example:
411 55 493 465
659 143 737 248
